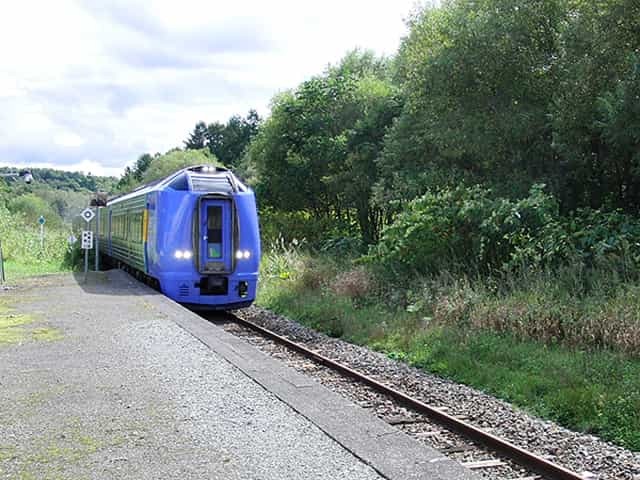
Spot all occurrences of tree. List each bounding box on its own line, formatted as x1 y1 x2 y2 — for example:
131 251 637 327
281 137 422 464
249 50 398 243
378 0 566 206
8 193 63 229
184 121 208 149
206 122 226 159
185 111 262 167
141 149 220 183
551 0 640 212
133 153 153 181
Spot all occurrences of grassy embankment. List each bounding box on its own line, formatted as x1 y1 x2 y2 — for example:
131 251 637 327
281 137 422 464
257 245 640 451
0 208 74 279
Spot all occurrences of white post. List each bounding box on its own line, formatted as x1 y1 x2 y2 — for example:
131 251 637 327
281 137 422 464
40 223 44 250
84 248 89 282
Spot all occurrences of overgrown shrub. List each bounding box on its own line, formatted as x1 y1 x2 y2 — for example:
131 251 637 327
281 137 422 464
0 205 72 275
331 267 374 302
371 184 640 279
259 208 352 248
370 184 557 276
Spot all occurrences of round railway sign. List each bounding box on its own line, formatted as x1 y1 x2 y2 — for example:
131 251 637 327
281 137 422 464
38 216 46 225
81 208 95 223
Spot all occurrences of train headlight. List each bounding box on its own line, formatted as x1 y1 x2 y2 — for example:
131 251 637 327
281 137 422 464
236 250 251 260
174 250 184 259
183 250 193 259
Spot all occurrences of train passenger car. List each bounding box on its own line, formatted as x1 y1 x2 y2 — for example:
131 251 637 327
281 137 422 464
98 165 260 309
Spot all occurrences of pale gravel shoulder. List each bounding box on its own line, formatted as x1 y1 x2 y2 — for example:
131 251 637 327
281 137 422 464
236 305 640 480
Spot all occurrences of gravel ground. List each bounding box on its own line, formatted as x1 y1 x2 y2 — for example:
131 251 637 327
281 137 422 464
233 305 640 480
0 273 384 480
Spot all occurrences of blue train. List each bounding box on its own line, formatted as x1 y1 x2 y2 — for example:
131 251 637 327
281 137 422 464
97 165 260 309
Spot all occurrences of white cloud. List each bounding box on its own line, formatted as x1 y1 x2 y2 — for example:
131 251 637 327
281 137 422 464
54 132 85 148
0 0 421 177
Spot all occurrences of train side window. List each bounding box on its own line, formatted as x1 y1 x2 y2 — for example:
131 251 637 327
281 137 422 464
168 174 189 191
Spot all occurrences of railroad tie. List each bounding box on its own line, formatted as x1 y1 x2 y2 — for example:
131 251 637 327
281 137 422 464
462 459 505 469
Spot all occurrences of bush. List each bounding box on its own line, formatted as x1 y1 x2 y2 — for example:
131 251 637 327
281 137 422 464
370 184 557 276
7 193 64 229
331 267 374 302
259 207 355 249
371 184 640 279
0 205 72 276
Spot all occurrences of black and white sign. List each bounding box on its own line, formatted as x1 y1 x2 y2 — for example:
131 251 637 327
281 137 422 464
81 208 95 223
81 231 93 250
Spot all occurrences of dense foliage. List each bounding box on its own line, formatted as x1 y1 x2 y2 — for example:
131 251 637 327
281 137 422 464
184 110 261 167
0 204 71 275
377 0 640 213
116 149 219 192
242 0 640 245
249 51 400 244
372 185 640 277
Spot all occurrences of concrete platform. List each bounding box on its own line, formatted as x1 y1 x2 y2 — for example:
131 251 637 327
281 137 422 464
0 270 478 480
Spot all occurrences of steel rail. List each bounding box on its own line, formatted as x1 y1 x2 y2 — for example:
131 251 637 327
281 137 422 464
229 314 586 480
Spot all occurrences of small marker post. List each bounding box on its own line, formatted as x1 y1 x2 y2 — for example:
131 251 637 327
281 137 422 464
80 208 96 280
38 216 45 250
81 230 93 283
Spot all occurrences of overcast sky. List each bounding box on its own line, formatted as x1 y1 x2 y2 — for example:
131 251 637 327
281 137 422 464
0 0 421 177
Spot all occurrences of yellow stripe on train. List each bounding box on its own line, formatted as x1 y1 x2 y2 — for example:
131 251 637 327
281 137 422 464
142 209 148 242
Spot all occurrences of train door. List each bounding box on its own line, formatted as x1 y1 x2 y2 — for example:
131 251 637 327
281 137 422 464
198 198 233 274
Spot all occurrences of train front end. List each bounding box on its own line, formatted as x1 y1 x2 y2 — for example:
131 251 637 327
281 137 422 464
149 166 260 309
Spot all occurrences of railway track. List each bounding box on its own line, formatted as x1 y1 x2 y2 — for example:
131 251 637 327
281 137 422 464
206 312 589 480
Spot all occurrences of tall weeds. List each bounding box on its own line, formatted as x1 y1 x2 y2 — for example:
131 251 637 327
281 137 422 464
0 206 72 277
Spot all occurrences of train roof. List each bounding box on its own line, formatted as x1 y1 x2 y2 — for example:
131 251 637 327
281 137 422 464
108 165 249 206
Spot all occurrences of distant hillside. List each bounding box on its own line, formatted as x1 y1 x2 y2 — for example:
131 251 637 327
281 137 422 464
0 167 118 193
0 166 119 225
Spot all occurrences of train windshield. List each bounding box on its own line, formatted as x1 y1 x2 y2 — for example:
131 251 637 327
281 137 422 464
207 206 223 259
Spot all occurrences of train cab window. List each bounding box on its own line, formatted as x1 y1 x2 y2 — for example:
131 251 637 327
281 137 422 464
207 206 222 258
168 174 189 191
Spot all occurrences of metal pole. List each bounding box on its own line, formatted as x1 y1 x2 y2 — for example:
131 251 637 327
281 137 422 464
95 208 100 271
40 223 44 250
84 248 89 283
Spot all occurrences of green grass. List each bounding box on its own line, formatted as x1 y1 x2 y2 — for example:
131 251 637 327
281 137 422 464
257 249 640 450
0 301 34 344
389 328 640 449
0 297 63 346
0 206 74 281
3 260 72 279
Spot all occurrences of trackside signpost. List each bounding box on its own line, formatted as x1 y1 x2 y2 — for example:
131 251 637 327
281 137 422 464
80 208 96 281
38 216 45 250
81 230 93 281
